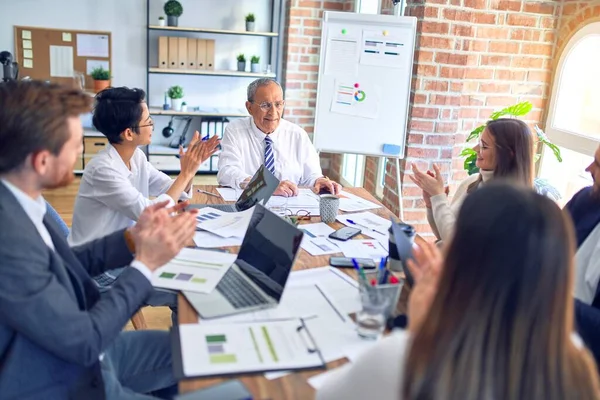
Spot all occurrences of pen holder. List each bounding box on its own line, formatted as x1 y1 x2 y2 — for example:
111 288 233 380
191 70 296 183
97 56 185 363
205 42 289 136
358 271 404 320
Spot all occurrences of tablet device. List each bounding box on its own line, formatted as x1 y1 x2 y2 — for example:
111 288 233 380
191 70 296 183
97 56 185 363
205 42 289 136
391 222 416 286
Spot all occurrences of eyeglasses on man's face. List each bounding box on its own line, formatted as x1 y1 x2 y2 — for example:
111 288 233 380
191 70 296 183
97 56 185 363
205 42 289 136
253 100 285 112
137 120 155 131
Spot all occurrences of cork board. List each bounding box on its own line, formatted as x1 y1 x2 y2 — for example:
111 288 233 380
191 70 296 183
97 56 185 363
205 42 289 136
13 25 112 90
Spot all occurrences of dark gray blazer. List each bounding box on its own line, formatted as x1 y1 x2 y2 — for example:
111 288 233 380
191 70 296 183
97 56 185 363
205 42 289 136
0 183 153 399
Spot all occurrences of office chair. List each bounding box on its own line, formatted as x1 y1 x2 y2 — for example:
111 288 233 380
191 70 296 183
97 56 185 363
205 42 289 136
45 201 148 330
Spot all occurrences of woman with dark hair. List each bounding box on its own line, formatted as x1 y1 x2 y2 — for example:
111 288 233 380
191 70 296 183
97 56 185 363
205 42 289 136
411 118 534 241
317 184 600 400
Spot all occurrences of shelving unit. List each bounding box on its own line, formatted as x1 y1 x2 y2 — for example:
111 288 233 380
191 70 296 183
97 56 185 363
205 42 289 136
148 67 276 78
145 0 286 174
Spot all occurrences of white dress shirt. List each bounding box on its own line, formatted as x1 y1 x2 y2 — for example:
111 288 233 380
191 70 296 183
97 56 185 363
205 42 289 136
217 117 323 189
317 330 410 400
68 144 190 247
1 180 54 251
575 222 600 304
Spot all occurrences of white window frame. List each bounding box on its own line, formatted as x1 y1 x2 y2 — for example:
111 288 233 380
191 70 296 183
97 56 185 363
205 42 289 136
341 153 365 187
375 157 385 197
340 0 383 187
545 22 600 157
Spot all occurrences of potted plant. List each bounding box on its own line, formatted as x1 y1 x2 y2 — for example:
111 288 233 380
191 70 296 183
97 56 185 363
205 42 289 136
250 55 260 73
181 101 188 112
164 0 183 27
237 54 246 72
245 13 255 32
167 85 184 111
158 16 166 27
90 66 110 93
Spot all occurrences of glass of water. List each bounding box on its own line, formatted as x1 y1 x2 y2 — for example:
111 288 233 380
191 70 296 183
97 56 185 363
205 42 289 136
267 196 288 218
356 291 389 339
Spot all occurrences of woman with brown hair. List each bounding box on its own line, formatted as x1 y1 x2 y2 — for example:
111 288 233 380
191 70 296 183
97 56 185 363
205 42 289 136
317 184 600 400
411 118 534 241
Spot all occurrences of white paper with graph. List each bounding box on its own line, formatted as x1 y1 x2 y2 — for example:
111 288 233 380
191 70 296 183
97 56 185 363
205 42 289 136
151 248 235 294
179 319 325 377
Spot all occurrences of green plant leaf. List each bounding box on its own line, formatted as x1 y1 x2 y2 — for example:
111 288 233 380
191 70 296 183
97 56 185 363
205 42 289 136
164 0 183 16
488 101 532 120
459 147 477 157
466 124 486 142
534 125 563 162
463 152 479 175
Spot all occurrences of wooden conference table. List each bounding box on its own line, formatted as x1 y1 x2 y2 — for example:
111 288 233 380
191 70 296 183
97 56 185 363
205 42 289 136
178 185 424 398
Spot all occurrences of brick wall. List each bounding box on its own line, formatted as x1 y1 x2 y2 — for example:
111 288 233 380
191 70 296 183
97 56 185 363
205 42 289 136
281 0 354 182
370 0 561 235
556 0 600 56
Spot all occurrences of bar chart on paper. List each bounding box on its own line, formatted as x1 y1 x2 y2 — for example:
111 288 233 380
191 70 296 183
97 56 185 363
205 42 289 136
152 248 236 293
179 320 325 377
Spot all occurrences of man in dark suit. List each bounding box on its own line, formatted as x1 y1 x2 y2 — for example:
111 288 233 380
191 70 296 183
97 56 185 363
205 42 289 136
0 80 198 399
565 145 600 370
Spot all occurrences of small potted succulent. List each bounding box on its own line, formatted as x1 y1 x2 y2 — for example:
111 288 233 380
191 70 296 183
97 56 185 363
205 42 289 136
181 101 188 112
236 54 246 72
158 16 166 26
167 85 184 111
250 55 260 73
164 0 183 27
90 66 110 93
245 13 255 32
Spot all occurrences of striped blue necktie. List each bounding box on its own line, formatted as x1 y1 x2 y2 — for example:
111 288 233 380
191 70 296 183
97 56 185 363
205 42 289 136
264 136 275 175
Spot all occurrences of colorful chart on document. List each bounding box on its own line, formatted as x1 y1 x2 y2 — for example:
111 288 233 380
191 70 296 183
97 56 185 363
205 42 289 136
179 320 324 377
152 248 235 294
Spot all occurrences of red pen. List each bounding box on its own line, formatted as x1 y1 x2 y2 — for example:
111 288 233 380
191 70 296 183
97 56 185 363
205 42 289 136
390 276 400 285
370 279 378 287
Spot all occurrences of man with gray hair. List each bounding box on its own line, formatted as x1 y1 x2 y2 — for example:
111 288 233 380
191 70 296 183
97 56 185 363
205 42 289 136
218 78 342 196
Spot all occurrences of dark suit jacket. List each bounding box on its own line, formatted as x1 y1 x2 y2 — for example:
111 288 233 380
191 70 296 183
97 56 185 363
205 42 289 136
0 183 153 399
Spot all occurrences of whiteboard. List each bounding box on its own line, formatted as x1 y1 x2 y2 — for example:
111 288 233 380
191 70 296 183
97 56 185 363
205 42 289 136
313 12 417 159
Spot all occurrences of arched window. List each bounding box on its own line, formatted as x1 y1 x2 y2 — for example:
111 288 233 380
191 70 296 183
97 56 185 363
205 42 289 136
539 22 600 204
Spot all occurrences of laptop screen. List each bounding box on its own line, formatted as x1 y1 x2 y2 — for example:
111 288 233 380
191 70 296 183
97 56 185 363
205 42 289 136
235 165 279 211
235 205 303 302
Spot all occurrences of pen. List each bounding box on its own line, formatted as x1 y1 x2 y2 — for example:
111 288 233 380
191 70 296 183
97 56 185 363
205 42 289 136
201 134 210 141
196 189 220 198
346 219 387 236
377 257 386 284
352 258 369 287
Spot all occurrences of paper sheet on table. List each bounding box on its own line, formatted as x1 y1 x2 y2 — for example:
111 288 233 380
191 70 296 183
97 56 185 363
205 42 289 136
201 280 352 326
179 319 324 377
216 187 240 202
337 191 382 212
196 207 254 238
302 237 341 256
299 223 339 256
287 267 361 316
152 248 235 293
335 239 388 261
193 230 243 248
337 211 391 245
267 189 321 215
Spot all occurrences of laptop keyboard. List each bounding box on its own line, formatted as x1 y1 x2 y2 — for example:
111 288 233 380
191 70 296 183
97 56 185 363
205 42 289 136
208 204 236 212
217 269 268 309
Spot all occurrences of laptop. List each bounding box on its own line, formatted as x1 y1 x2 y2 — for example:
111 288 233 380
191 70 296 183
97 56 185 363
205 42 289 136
191 165 279 213
184 204 304 319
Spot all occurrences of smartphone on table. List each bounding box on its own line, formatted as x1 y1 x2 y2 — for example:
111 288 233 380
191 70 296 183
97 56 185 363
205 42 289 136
328 226 361 241
329 256 377 270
